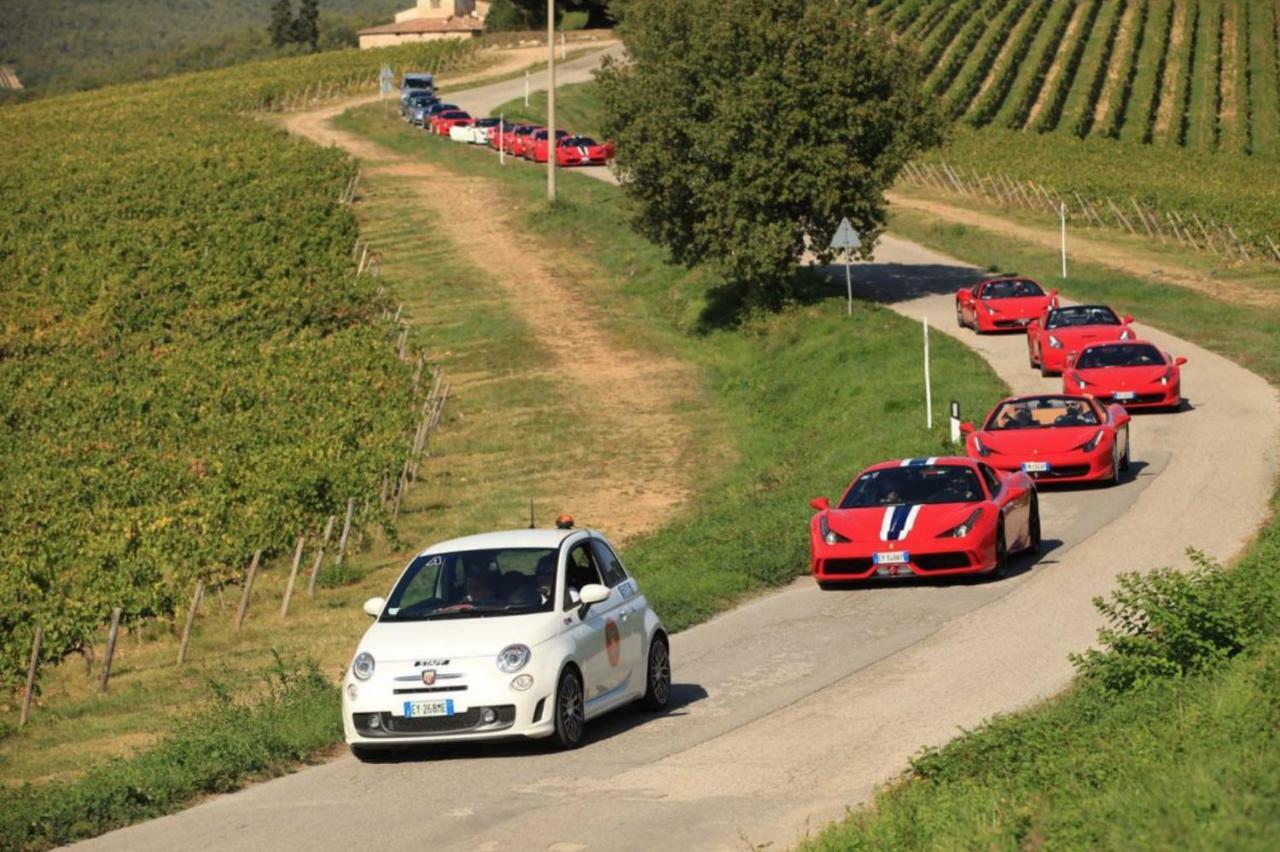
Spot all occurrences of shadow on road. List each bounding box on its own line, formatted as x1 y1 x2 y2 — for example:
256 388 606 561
816 261 987 304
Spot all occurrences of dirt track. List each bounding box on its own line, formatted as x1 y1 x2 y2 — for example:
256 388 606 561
77 52 1280 852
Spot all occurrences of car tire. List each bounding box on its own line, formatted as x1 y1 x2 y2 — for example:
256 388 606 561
1110 442 1123 485
991 520 1010 579
1120 429 1132 471
640 634 671 712
552 667 586 750
1027 496 1042 553
956 304 966 328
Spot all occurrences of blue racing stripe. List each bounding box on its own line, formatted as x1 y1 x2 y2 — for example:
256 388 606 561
885 504 913 540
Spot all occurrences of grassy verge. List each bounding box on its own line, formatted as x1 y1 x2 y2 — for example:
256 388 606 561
333 103 1010 630
802 187 1280 849
0 657 339 852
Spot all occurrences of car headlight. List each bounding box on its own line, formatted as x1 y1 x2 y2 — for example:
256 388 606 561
497 644 531 673
1079 429 1106 452
1159 368 1172 386
1120 327 1134 340
938 508 983 538
973 434 991 457
511 674 534 691
1070 372 1088 387
352 652 375 681
819 515 850 545
1048 334 1063 349
984 304 998 315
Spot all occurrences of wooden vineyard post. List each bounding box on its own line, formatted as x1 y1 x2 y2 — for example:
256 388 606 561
177 580 204 665
280 535 307 618
20 627 42 727
234 550 262 630
335 498 356 567
98 607 122 693
308 515 337 596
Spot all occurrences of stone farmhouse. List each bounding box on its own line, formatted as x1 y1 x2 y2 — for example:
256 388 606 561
358 1 491 48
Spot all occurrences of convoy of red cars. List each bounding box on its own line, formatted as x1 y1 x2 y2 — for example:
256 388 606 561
810 273 1188 587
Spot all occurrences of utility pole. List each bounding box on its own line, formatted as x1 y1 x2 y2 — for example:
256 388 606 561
546 0 557 203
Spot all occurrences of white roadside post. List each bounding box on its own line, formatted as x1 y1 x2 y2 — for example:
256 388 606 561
949 400 961 444
525 70 530 107
546 0 557 202
561 31 566 60
499 113 505 166
1060 201 1068 278
830 217 861 317
923 316 933 430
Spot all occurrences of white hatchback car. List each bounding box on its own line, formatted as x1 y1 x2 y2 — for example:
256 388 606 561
342 526 671 758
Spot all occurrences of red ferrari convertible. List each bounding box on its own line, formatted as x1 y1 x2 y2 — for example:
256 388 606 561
1027 304 1135 376
956 277 1059 333
555 135 616 167
1064 341 1187 410
808 457 1039 586
963 394 1131 485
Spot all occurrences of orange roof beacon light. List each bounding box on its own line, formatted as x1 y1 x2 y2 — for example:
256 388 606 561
555 514 574 530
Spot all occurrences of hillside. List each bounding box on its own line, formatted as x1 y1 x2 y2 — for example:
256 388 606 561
0 0 401 94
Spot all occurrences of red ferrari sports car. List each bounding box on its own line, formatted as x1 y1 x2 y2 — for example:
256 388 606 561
1064 341 1187 410
490 122 530 151
1027 304 1135 376
429 110 472 135
505 124 542 156
809 457 1039 586
963 394 1131 485
525 128 571 162
956 277 1059 333
554 135 616 167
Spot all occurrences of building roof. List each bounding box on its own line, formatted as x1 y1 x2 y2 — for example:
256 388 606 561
359 15 484 35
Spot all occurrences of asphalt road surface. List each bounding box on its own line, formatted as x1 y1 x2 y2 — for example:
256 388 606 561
77 51 1280 852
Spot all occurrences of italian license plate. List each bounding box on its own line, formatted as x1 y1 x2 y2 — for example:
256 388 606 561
873 551 909 565
1022 461 1051 473
1113 391 1136 401
402 698 454 718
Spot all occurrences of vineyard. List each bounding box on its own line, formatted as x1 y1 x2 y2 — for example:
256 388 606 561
0 41 476 692
866 0 1280 258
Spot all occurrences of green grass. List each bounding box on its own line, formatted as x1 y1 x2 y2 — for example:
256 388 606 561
488 84 608 139
334 103 1010 632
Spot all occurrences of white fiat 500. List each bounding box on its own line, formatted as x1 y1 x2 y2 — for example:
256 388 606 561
342 526 671 758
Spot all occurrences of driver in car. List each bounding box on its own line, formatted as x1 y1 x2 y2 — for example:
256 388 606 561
462 569 502 606
1054 401 1095 426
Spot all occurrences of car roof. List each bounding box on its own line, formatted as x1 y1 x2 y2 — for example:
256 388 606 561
862 456 976 473
417 527 587 556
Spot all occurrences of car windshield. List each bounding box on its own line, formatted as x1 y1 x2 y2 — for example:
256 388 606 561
440 111 469 119
987 397 1100 429
840 465 985 507
1045 306 1120 329
1077 343 1164 369
403 76 433 90
382 548 557 621
982 279 1044 299
564 136 598 146
476 118 500 127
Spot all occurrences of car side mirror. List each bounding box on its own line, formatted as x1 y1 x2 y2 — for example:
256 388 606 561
960 422 975 435
1175 356 1188 366
363 597 386 618
576 583 610 616
810 497 830 511
1050 288 1060 296
1123 315 1135 324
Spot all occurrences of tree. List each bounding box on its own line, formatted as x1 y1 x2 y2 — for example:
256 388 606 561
292 0 320 51
596 0 942 309
268 0 293 48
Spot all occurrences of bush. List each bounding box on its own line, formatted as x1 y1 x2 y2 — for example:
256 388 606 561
560 11 590 31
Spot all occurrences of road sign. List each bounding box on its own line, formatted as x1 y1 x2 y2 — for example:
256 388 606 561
831 217 861 251
379 65 394 98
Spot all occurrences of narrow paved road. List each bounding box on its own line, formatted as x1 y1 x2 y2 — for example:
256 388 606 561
77 53 1280 852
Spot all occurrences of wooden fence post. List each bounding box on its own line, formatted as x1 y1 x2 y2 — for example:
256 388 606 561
19 627 41 727
234 550 262 630
98 607 122 693
335 498 356 567
280 535 307 618
308 515 337 596
177 580 203 665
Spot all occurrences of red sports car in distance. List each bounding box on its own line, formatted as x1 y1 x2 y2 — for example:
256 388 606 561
525 128 571 162
956 277 1059 333
963 394 1131 485
555 135 616 167
1027 304 1135 376
1065 341 1187 410
506 124 542 156
490 122 530 151
429 110 473 135
809 457 1039 586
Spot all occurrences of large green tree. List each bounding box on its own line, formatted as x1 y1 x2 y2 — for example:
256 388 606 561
292 0 320 51
269 0 293 47
596 0 942 308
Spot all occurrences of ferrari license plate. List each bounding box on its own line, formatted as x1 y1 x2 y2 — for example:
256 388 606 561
402 699 454 718
1113 391 1136 401
873 551 909 565
1021 461 1051 473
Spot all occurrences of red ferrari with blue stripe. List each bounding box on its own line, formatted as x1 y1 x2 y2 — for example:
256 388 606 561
809 457 1039 587
963 394 1131 485
1027 304 1135 377
956 276 1059 333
